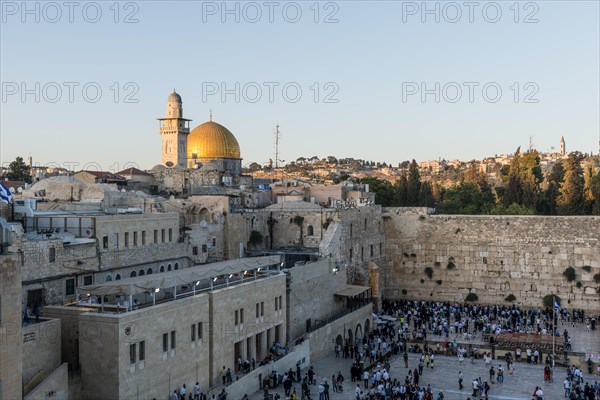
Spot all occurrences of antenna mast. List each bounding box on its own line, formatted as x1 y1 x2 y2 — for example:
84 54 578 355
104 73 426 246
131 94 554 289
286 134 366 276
274 124 281 179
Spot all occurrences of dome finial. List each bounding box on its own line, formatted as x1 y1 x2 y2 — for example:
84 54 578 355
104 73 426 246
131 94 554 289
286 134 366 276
210 109 213 122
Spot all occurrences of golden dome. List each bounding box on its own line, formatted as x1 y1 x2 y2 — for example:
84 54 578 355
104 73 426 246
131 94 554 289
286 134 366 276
187 120 241 160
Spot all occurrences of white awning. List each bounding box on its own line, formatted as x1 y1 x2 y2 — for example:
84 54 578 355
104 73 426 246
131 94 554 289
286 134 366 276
334 284 370 297
77 255 282 297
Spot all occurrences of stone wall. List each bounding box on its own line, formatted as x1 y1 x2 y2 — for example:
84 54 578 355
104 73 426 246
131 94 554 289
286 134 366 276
287 259 348 341
23 363 68 400
384 208 600 311
307 304 372 362
0 254 23 400
223 341 311 400
79 293 211 400
42 306 96 370
208 274 287 386
22 318 61 393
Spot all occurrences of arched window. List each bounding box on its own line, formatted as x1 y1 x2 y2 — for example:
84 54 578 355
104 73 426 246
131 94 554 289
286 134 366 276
115 274 121 280
105 275 112 282
167 264 172 271
174 262 179 270
306 225 314 236
147 268 153 275
160 265 165 272
130 271 137 278
139 269 145 276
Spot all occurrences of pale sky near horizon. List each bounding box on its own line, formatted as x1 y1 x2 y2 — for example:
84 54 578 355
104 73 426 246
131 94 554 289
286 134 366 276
1 0 599 171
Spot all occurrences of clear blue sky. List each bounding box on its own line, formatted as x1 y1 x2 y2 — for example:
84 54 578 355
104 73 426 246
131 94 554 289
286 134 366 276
1 1 598 171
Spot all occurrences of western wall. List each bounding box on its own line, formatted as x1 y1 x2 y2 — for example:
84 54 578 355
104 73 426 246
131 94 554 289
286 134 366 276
383 208 600 312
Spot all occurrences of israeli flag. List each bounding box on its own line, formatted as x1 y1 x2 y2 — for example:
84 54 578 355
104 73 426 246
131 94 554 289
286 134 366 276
554 300 561 313
0 182 13 204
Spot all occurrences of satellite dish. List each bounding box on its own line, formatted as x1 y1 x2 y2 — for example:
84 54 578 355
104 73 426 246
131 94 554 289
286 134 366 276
165 161 174 168
9 187 15 193
121 188 126 192
17 187 23 193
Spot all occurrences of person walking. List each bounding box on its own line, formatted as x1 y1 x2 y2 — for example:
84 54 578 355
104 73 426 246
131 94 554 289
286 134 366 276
489 366 495 384
458 371 464 390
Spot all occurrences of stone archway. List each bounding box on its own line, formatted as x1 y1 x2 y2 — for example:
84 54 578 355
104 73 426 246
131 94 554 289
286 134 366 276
355 323 363 345
199 208 211 223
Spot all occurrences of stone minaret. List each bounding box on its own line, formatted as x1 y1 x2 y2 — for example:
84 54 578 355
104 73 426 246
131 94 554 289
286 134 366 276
158 90 191 168
560 136 566 156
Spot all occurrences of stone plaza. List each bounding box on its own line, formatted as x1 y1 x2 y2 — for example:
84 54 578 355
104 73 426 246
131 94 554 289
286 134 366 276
245 322 600 400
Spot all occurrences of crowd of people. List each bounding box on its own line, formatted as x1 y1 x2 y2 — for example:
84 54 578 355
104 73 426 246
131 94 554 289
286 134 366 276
292 299 599 400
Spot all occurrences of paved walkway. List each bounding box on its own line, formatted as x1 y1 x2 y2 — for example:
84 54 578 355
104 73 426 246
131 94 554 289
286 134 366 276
248 323 599 400
250 352 599 400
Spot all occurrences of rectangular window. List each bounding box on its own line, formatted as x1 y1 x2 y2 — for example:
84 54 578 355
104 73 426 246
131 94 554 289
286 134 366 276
191 324 196 342
142 231 146 245
162 333 168 352
279 296 282 310
212 237 216 246
49 247 56 263
240 308 244 323
65 278 75 295
361 246 364 261
103 236 109 249
379 243 382 256
83 275 92 286
169 228 173 242
139 340 145 361
133 231 138 246
256 303 260 318
154 230 158 244
235 310 239 325
350 248 353 261
274 298 278 311
129 343 136 365
197 322 203 340
113 233 119 250
260 302 264 317
201 244 207 253
370 244 374 257
170 330 176 349
161 229 166 243
193 246 199 255
124 232 129 248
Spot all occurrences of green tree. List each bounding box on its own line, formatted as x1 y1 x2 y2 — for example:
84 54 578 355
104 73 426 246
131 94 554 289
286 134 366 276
437 183 494 214
395 171 408 206
538 161 565 215
590 170 600 215
500 148 543 209
6 156 32 183
406 160 421 206
418 181 435 207
359 177 396 206
557 152 586 215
